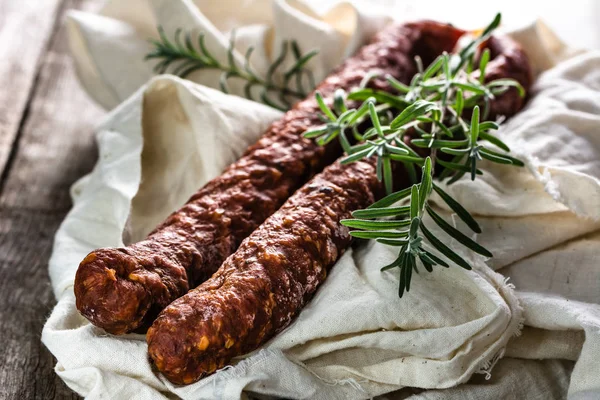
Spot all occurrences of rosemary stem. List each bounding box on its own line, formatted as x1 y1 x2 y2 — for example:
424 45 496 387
146 28 318 108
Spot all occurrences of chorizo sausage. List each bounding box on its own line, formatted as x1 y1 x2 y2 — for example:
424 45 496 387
146 31 532 384
147 159 385 384
74 21 466 334
481 35 533 117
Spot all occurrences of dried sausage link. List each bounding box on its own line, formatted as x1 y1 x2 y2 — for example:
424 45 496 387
146 31 531 384
74 21 466 335
147 159 383 384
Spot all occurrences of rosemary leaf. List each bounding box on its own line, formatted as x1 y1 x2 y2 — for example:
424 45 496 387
390 100 438 129
479 121 500 132
440 147 471 156
478 131 511 151
411 139 469 149
369 186 413 209
422 249 450 268
433 120 455 138
422 55 445 80
418 157 432 210
340 147 372 164
418 253 434 272
386 75 411 93
454 12 501 74
425 205 492 257
470 156 478 181
420 222 472 270
316 92 336 121
406 256 415 292
369 102 384 137
384 143 410 155
284 49 319 80
480 147 525 166
350 230 409 239
383 157 394 194
453 82 487 95
377 238 410 246
340 219 411 230
439 154 465 180
376 156 383 181
391 138 422 157
337 109 357 124
348 99 376 125
447 170 467 184
352 206 410 219
487 79 526 97
409 217 420 238
388 154 425 164
348 89 409 110
398 262 407 296
479 149 513 164
454 89 464 116
470 106 481 144
437 159 483 175
381 252 405 271
360 71 381 88
302 126 328 138
410 185 420 219
333 89 348 114
411 252 419 273
479 48 491 84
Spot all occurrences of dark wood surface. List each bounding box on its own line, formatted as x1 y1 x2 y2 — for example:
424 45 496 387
0 0 104 398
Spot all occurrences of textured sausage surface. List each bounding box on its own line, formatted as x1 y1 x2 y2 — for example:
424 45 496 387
483 35 533 117
146 31 532 385
74 21 465 334
147 159 384 384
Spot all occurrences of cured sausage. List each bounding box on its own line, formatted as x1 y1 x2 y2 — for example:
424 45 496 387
481 35 533 117
146 31 532 384
74 21 465 334
147 159 385 384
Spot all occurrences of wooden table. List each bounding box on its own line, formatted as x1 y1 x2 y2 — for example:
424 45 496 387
0 0 104 398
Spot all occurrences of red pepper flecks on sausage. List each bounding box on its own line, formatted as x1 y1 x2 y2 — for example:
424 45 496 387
74 21 466 335
146 32 532 385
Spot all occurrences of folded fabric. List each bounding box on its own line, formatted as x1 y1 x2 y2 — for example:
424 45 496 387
43 0 600 399
65 0 389 110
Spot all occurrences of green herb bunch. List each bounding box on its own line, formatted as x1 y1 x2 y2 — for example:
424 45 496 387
146 27 318 111
304 13 526 296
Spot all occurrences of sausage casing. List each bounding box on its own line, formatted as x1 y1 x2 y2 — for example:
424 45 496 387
146 30 532 384
147 159 384 384
74 21 465 334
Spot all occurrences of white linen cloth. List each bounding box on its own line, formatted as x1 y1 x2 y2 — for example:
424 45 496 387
42 0 600 399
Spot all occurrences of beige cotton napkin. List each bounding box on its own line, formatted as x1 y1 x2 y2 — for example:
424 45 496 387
43 0 600 399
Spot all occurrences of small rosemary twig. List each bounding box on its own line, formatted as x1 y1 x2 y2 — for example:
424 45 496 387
304 13 527 297
145 27 319 111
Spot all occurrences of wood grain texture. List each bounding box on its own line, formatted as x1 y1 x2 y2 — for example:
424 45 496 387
0 0 105 398
0 0 63 178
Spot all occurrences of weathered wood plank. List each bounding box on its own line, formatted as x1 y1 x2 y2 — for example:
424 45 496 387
0 0 105 398
0 209 81 400
0 0 64 179
0 20 105 210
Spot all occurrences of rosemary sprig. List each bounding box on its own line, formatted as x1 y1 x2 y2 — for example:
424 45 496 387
305 13 527 297
145 27 318 111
